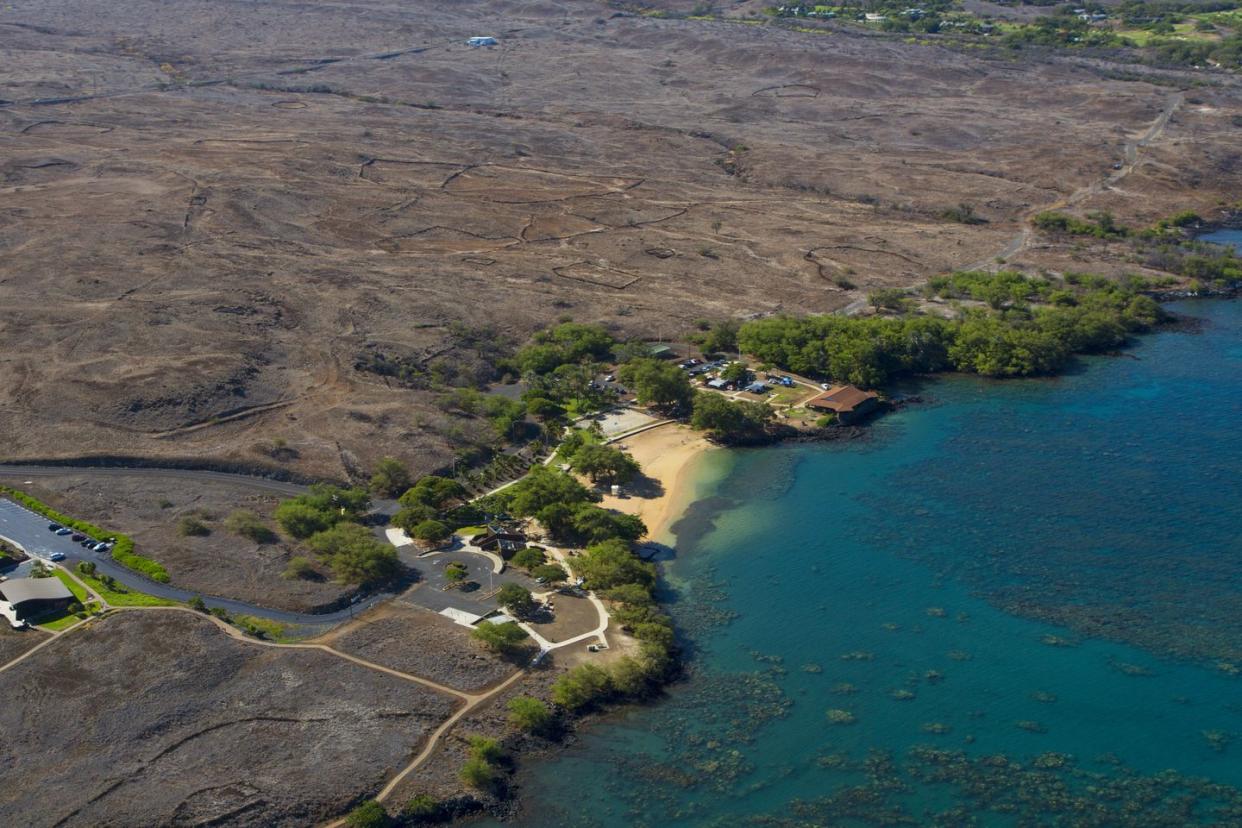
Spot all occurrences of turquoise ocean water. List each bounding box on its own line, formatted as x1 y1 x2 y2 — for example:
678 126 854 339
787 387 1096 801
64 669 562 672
492 239 1242 826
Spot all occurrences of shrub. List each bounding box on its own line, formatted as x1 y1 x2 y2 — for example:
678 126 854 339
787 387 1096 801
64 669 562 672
282 555 317 580
551 663 613 711
507 696 553 734
177 515 211 537
403 794 444 823
188 595 208 612
346 800 391 828
77 561 96 576
468 735 504 764
459 757 497 791
471 621 529 653
224 509 277 544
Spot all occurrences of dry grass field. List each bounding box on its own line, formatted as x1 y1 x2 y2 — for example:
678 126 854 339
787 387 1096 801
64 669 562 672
0 611 459 827
1 0 1239 483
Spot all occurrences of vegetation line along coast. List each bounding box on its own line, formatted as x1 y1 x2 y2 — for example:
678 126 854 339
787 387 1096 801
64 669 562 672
2 210 1237 827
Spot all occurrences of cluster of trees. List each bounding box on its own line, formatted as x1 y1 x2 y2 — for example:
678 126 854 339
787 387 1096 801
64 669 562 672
511 546 568 585
1034 210 1130 239
393 474 467 543
737 272 1166 384
1002 14 1125 48
1150 32 1242 68
438 387 529 444
459 736 507 792
689 392 774 443
513 322 615 375
559 430 641 486
489 465 647 545
617 358 695 413
273 485 398 585
547 533 677 711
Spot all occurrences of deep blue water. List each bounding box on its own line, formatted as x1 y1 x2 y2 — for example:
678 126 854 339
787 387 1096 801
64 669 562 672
492 291 1242 826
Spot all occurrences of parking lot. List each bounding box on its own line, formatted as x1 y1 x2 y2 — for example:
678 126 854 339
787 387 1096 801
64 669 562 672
0 498 111 571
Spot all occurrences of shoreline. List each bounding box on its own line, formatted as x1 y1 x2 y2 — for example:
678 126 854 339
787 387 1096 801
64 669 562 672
597 422 717 546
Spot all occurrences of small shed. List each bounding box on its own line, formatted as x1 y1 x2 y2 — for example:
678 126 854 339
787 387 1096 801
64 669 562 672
744 382 769 395
466 36 498 47
806 385 880 424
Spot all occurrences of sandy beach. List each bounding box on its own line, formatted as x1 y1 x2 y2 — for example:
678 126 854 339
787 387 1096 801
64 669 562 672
598 423 714 544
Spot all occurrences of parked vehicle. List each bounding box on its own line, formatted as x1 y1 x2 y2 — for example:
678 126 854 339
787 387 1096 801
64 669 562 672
55 527 73 536
71 533 85 542
91 542 109 552
48 523 62 532
80 539 95 547
49 552 66 562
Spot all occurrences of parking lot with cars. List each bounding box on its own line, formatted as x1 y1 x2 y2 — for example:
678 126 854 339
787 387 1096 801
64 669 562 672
0 499 113 569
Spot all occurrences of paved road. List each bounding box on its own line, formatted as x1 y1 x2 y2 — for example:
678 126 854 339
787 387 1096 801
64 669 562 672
0 498 390 628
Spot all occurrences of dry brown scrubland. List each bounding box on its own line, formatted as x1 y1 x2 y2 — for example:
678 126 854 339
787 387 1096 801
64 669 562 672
1 0 1239 480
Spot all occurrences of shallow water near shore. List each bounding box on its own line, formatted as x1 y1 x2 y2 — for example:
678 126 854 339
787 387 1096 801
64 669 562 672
488 297 1242 826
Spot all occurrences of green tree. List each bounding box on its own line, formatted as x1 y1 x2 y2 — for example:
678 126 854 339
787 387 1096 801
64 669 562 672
531 563 568 584
698 320 739 356
275 500 333 539
720 361 749 384
471 620 530 653
618 358 694 412
306 523 399 585
690 392 772 441
569 503 647 544
507 696 553 734
346 800 391 828
525 396 566 421
551 663 613 710
572 538 655 590
496 583 536 618
370 457 412 497
569 443 641 485
399 476 466 511
505 466 594 517
411 519 451 544
511 547 547 570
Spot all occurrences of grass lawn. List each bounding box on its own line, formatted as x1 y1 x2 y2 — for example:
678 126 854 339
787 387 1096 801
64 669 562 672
39 611 86 632
52 569 90 603
455 525 488 538
78 572 179 607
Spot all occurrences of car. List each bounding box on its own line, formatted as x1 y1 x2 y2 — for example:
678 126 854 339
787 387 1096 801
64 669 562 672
820 383 831 390
55 527 73 536
91 542 108 552
71 533 85 542
48 523 63 532
80 539 95 547
604 374 615 382
48 552 66 562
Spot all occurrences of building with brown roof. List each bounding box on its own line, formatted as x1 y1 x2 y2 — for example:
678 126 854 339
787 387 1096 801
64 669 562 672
806 385 880 424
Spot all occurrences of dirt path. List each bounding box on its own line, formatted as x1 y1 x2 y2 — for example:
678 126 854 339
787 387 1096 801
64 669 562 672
960 90 1185 273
